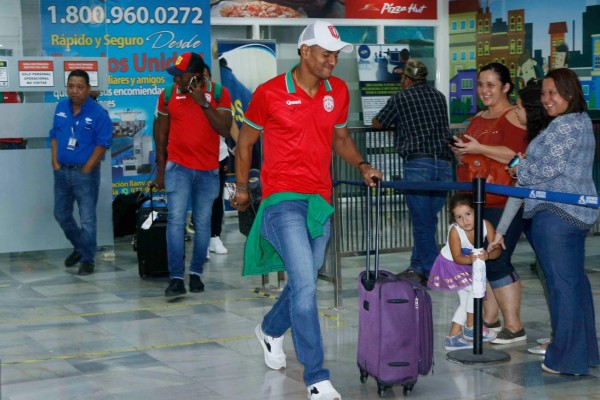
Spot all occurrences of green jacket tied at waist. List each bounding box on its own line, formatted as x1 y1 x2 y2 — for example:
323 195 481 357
242 192 334 277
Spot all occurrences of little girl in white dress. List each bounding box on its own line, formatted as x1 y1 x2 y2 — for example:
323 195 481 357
427 193 502 351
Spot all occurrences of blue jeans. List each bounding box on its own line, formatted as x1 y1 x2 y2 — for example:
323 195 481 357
260 200 331 386
165 161 219 279
530 211 599 374
53 165 100 264
403 157 452 277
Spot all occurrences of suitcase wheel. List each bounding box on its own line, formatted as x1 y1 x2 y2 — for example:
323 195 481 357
359 368 368 383
403 384 414 397
376 381 389 397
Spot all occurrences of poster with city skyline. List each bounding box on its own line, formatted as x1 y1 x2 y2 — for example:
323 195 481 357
448 0 600 122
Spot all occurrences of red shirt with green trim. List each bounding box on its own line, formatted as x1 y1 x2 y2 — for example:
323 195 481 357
157 80 232 170
244 68 350 202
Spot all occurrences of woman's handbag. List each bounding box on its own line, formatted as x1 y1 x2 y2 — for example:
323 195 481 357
456 154 514 207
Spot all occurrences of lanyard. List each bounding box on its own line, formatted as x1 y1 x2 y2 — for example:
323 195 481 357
70 117 81 139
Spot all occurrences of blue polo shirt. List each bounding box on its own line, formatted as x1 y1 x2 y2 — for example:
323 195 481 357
49 97 112 165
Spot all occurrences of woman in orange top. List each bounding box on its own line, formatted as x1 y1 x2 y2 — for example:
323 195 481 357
451 62 528 344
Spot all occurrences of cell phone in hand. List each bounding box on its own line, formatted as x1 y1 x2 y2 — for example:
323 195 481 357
446 136 458 146
508 155 520 168
187 76 198 91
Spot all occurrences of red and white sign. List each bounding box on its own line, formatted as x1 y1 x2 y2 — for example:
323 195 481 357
64 61 99 87
345 0 437 20
18 60 55 87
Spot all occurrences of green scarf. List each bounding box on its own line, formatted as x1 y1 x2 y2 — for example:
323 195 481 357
242 192 334 276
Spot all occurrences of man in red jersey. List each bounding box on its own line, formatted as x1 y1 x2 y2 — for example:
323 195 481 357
154 52 232 297
233 21 382 400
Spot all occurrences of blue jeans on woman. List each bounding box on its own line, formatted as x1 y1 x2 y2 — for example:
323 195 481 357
53 165 100 264
165 161 219 279
529 210 599 374
259 200 331 386
403 157 452 277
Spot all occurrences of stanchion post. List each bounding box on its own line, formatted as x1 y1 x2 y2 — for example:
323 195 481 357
446 178 510 365
472 177 485 355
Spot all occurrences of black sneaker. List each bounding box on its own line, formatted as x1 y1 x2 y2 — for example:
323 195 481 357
530 262 539 274
65 251 82 267
189 274 205 293
490 327 527 344
165 278 187 297
397 269 426 286
78 261 94 276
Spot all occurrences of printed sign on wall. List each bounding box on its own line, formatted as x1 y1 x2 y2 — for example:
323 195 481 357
18 60 55 87
40 1 211 197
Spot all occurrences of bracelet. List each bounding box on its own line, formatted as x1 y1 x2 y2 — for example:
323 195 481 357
200 102 210 109
358 160 371 168
236 182 248 193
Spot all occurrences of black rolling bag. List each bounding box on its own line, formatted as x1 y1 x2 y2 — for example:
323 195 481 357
134 189 169 278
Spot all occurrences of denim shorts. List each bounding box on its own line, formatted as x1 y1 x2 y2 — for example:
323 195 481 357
488 270 520 289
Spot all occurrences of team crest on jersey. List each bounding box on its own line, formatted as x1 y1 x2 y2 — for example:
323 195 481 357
323 95 334 112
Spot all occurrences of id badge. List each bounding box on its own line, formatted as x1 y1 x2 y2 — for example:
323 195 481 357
67 137 78 150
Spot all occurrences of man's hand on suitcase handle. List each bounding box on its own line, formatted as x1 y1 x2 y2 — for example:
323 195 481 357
149 171 165 191
231 182 250 211
359 163 383 187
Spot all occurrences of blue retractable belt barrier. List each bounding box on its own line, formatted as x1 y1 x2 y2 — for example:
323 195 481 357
333 180 599 209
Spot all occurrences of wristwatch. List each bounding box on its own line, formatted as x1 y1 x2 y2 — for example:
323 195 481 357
200 101 210 109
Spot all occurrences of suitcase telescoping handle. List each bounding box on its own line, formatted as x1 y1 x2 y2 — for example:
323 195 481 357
365 178 382 279
149 185 156 214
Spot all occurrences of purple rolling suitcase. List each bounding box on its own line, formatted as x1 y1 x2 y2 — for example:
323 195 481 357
357 182 434 397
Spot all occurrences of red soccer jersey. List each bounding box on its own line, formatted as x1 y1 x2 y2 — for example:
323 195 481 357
157 80 232 170
244 68 350 202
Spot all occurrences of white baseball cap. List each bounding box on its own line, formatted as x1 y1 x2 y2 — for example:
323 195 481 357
297 20 353 53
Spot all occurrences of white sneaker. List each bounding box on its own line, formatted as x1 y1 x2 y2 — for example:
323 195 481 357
255 324 286 370
307 380 341 400
209 236 228 254
527 345 546 355
185 221 195 234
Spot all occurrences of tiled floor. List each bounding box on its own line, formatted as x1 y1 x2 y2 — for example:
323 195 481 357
1 218 599 399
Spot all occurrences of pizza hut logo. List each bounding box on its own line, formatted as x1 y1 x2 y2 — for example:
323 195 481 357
328 26 340 39
358 4 380 12
323 95 334 112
